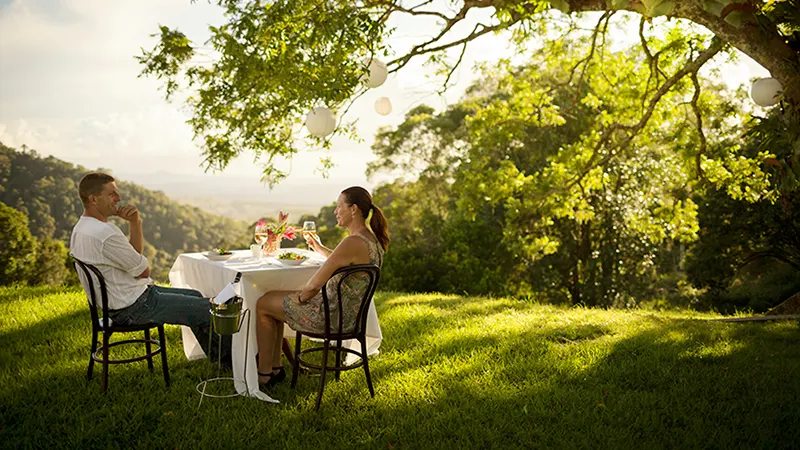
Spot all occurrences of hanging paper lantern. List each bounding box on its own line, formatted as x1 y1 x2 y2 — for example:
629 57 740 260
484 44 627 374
305 107 336 137
750 78 783 107
374 97 392 116
363 58 388 89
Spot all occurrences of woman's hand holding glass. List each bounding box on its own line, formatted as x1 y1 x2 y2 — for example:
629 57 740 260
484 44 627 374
303 221 322 252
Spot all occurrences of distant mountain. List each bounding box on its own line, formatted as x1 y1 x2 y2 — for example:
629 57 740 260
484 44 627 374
0 142 252 281
116 170 365 221
170 195 318 222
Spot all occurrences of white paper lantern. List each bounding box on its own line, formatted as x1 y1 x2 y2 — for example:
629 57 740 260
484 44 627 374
751 77 783 107
305 107 337 137
363 58 388 89
375 97 392 116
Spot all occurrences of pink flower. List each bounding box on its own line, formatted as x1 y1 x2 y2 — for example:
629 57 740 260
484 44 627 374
267 229 275 236
283 226 296 240
256 219 267 227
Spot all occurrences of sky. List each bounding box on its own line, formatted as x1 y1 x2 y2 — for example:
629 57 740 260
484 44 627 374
0 0 770 211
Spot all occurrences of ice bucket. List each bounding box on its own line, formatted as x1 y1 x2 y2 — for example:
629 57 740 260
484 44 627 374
209 296 243 335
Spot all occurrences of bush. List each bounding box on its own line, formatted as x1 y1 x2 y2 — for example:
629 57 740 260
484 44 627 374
0 201 37 285
30 237 74 286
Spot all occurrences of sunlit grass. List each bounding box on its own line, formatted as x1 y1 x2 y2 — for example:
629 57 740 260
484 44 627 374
1 287 799 448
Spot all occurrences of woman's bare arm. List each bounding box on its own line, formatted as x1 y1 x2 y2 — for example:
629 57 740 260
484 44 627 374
297 236 368 302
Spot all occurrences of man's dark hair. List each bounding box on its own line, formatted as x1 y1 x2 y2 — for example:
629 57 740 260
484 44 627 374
78 172 115 206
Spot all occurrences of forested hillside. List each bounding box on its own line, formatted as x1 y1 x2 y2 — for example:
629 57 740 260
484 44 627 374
0 143 251 281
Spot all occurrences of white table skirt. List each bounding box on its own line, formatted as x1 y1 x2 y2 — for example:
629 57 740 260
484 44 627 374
168 249 383 402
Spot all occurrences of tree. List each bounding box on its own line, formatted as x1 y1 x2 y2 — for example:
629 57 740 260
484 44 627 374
138 0 800 186
0 201 37 285
29 237 73 287
364 33 754 304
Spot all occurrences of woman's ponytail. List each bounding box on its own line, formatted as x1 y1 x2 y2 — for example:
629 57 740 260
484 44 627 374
341 186 390 252
369 205 389 252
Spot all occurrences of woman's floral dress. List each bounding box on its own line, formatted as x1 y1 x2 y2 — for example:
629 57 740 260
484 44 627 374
284 231 384 334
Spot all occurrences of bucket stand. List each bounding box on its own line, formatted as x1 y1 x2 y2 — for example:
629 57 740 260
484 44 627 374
196 307 251 406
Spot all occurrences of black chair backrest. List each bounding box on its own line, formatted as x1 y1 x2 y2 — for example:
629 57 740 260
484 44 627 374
320 264 380 339
70 254 111 330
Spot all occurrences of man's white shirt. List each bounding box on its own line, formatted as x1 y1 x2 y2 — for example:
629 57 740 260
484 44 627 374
70 216 151 310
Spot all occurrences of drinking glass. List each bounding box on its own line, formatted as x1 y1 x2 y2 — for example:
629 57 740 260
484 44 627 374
302 221 317 244
254 223 268 245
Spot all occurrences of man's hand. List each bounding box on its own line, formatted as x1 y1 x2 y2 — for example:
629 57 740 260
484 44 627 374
116 205 141 224
117 204 145 254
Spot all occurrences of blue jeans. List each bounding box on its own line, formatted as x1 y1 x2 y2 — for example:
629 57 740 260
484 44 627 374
109 285 230 363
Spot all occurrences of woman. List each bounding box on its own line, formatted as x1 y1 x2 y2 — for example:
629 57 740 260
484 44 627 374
254 186 389 388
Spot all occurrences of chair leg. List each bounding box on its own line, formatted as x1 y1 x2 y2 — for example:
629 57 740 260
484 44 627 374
87 329 98 381
101 332 110 393
314 340 329 411
282 338 295 367
334 338 342 382
144 328 154 372
158 325 170 387
290 333 302 388
360 337 374 398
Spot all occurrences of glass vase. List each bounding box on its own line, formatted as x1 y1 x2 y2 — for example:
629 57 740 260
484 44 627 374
263 236 281 257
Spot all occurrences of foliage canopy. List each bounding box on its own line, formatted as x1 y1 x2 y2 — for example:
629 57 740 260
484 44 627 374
139 0 800 187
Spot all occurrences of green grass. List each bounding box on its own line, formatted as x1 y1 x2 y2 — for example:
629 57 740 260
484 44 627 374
1 286 799 449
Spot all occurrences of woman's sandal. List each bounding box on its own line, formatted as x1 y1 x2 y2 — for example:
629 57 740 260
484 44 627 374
258 371 274 388
258 367 286 389
268 367 286 387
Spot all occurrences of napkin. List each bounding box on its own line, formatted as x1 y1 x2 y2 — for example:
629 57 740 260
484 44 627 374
212 281 241 305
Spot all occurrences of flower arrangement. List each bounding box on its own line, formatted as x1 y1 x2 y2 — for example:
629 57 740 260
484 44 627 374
255 211 296 256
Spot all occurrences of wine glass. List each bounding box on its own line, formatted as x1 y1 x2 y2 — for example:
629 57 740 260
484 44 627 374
254 223 268 245
302 221 317 246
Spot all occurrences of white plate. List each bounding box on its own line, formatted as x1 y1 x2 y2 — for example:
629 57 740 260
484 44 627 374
276 258 307 266
205 251 233 261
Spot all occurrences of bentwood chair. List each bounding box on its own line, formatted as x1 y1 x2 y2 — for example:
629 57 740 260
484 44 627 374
71 255 169 393
290 264 381 410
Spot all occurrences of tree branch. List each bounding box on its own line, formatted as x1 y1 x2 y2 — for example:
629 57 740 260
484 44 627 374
559 37 725 194
689 71 709 183
381 0 449 21
388 17 512 73
439 33 471 94
565 11 612 103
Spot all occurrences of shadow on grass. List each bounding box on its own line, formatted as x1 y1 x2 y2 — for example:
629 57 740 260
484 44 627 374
358 314 800 449
330 295 800 449
377 293 540 353
3 290 800 449
0 309 88 372
0 285 79 305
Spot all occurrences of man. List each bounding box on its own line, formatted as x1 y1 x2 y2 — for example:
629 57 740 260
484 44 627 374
70 172 229 364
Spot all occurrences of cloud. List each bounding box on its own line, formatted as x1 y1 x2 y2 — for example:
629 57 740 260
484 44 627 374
0 0 477 191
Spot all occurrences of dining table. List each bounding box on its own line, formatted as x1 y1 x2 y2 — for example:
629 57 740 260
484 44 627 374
168 248 383 402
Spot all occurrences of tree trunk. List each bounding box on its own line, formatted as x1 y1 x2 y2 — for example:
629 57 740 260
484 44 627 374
576 220 591 305
766 291 800 316
676 3 800 104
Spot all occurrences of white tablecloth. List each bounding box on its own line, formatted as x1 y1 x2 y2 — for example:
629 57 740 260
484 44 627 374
168 248 383 402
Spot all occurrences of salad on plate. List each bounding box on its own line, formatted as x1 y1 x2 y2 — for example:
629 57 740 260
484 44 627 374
276 252 308 266
205 247 234 261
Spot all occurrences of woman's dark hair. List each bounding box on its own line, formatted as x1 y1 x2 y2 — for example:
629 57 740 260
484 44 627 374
341 186 389 251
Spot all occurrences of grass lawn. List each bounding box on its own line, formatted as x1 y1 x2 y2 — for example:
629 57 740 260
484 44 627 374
1 285 799 449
